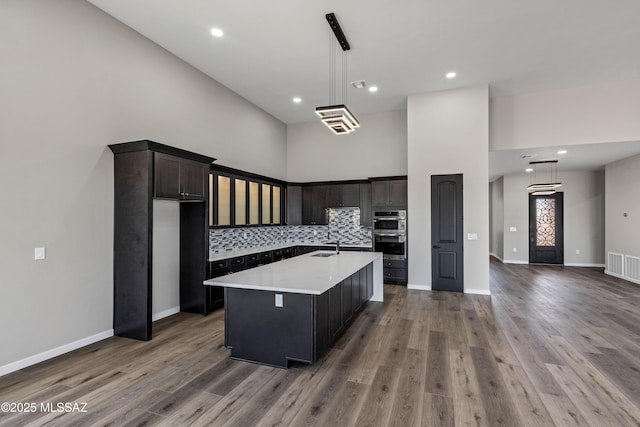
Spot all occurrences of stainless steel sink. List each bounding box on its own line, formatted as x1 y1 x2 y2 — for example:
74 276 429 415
311 253 336 257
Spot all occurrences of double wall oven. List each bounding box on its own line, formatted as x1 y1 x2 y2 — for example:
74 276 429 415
373 210 406 259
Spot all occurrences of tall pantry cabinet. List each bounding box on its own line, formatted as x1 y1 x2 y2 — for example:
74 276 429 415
109 140 215 341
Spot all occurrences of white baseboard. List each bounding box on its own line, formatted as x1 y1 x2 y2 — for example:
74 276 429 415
490 253 504 262
465 288 491 295
152 306 180 322
503 260 529 265
0 329 114 377
605 270 640 285
407 284 431 291
565 263 605 268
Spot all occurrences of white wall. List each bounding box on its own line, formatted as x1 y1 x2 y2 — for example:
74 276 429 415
152 201 180 319
286 110 407 182
501 171 605 266
564 171 605 266
0 0 286 371
407 85 490 294
502 174 529 263
490 80 640 151
605 154 640 258
490 177 504 260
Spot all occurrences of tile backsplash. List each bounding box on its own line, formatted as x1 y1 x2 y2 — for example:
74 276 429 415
209 207 372 255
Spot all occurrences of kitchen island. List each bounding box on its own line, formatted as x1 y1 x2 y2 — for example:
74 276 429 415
204 251 383 368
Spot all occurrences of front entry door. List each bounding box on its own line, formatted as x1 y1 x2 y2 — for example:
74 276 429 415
529 192 564 264
431 174 463 292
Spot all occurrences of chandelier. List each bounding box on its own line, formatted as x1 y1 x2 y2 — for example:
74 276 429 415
315 13 360 135
527 160 562 195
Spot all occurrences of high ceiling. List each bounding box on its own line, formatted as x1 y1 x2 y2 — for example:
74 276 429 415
87 0 640 176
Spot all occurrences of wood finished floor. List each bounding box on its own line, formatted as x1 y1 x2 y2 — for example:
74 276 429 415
2 258 640 426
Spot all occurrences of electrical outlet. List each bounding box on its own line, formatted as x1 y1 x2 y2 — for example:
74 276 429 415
275 294 283 308
35 247 46 260
576 249 580 255
513 248 517 253
243 232 247 239
467 233 478 241
509 227 517 232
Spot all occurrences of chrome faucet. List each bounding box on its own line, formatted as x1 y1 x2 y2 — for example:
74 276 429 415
327 208 341 254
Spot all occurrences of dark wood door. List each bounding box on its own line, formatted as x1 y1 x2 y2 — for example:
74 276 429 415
342 276 353 324
180 160 206 199
286 185 302 225
341 183 360 206
301 185 327 225
325 184 342 208
329 281 344 340
301 186 314 225
371 181 389 205
359 183 372 226
311 185 327 224
529 193 564 264
431 174 463 292
388 180 407 206
154 153 180 199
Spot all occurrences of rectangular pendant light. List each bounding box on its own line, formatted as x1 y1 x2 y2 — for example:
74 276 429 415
315 104 360 135
526 183 562 191
317 13 359 135
531 189 557 196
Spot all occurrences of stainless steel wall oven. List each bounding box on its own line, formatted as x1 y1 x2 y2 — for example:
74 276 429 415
373 233 406 259
373 210 406 233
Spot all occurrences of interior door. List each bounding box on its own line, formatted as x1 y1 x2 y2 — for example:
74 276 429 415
431 174 464 292
529 193 564 264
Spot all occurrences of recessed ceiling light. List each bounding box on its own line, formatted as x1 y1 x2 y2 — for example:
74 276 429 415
210 28 224 37
292 97 301 103
557 150 567 154
446 71 456 79
526 168 533 173
368 86 378 93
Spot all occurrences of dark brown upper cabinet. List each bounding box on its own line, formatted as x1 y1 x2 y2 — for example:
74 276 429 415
154 152 206 200
371 178 407 207
286 185 302 225
359 183 372 226
326 183 360 208
302 185 327 225
209 164 285 227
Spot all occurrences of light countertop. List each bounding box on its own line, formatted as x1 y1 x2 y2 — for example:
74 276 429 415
204 251 382 295
209 242 372 261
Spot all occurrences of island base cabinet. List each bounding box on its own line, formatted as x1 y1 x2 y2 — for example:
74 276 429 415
221 264 375 368
225 288 315 368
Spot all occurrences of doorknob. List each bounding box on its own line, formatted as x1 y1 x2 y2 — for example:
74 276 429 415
433 245 441 249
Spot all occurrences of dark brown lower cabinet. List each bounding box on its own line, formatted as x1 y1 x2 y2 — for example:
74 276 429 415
208 259 229 311
383 258 407 285
223 263 374 368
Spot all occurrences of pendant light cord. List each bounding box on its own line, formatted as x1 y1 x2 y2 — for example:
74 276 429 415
343 50 347 105
328 26 349 106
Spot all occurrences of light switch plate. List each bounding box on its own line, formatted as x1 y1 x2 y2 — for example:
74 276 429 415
275 294 283 308
467 233 478 241
35 247 46 260
509 227 517 232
